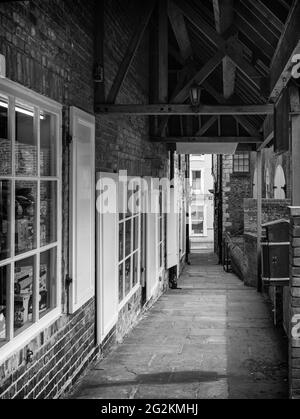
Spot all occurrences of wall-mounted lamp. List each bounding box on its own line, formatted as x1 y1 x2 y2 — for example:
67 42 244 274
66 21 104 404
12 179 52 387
189 82 202 111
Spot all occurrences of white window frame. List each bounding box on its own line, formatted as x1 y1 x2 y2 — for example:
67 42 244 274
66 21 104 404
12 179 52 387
118 178 141 311
190 203 207 237
0 78 62 362
190 169 204 193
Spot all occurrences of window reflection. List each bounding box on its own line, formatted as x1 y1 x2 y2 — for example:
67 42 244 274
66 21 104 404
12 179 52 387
15 102 36 177
14 256 34 335
0 180 11 261
15 182 37 255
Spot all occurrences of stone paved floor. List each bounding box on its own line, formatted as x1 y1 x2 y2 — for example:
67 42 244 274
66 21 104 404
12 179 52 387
71 252 288 399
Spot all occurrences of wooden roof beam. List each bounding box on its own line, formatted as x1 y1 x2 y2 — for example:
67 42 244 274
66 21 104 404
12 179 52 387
213 0 236 99
168 1 193 62
270 0 300 101
106 0 156 104
96 104 274 115
173 0 266 93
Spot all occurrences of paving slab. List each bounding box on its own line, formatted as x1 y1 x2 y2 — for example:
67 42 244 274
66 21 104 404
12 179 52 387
71 253 288 400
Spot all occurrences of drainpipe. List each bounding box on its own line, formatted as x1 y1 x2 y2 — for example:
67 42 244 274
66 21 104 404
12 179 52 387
185 154 190 264
218 155 223 265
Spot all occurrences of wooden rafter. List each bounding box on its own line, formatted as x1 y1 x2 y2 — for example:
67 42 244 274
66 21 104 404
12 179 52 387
249 0 284 33
212 0 236 99
270 0 300 100
158 0 168 104
106 0 156 104
168 1 192 62
195 115 218 136
96 104 274 115
173 0 266 92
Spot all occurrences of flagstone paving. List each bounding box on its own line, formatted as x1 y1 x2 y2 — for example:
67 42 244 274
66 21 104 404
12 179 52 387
71 252 288 399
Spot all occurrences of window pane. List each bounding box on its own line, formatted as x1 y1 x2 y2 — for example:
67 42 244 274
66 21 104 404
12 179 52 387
0 96 11 176
15 181 37 255
0 180 11 261
40 248 57 317
125 219 131 257
118 264 123 302
15 102 37 177
40 181 57 247
40 112 57 177
119 222 124 262
125 257 131 296
14 256 34 335
132 252 138 287
133 216 139 251
192 222 204 235
0 265 9 343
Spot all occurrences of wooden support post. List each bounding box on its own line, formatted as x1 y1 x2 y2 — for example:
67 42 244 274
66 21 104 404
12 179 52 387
256 150 262 293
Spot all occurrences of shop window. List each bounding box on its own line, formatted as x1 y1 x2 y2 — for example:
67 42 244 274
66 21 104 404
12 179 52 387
233 153 250 173
0 82 61 353
118 182 141 304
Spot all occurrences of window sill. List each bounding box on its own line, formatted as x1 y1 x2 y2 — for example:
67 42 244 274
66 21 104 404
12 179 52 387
0 307 61 364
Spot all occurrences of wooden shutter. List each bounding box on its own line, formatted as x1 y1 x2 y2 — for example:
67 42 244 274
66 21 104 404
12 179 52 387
145 178 159 300
69 107 95 313
167 186 179 269
96 173 118 343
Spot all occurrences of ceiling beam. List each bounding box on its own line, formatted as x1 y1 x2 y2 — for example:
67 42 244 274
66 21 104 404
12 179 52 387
168 1 192 62
96 104 274 115
106 0 155 104
195 115 218 136
202 81 261 137
213 0 236 99
173 0 265 92
270 0 300 101
248 0 284 34
158 0 168 104
152 136 262 143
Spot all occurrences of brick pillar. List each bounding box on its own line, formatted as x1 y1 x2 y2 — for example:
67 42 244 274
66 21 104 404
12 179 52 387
289 206 300 399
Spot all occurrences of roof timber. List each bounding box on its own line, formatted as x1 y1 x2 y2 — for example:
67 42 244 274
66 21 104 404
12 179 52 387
270 0 300 100
96 104 274 116
212 0 236 100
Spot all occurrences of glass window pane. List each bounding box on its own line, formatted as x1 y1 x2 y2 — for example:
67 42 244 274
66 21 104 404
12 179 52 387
192 222 204 235
118 264 123 303
119 222 124 262
125 257 131 296
132 252 138 287
14 256 34 335
40 181 57 247
15 181 37 255
133 216 139 251
40 112 57 177
0 180 11 261
40 248 57 317
0 96 11 176
15 102 37 177
0 265 9 343
125 219 131 257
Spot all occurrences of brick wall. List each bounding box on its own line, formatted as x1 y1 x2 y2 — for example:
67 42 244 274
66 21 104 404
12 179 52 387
289 207 300 399
0 0 169 399
244 199 291 234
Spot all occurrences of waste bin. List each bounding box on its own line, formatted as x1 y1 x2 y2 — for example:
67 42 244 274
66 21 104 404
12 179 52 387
261 219 290 286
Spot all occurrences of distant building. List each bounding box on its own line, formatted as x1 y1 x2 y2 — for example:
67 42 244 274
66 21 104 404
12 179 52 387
189 155 214 251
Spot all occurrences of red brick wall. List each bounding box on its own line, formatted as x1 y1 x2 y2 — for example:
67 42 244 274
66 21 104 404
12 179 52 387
0 0 169 399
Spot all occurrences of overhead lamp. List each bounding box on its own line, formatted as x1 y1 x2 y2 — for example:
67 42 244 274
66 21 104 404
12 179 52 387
189 82 202 111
